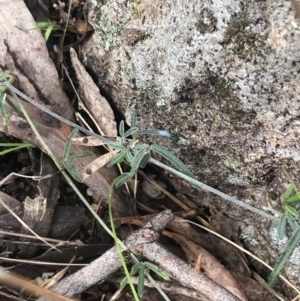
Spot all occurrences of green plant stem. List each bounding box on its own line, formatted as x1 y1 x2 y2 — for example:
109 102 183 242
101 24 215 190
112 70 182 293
0 142 34 155
108 181 139 301
149 158 279 221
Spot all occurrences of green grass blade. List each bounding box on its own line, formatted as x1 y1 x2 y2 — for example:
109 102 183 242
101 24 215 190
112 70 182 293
0 142 34 156
277 214 287 240
150 144 194 179
44 24 54 41
108 181 140 301
268 226 300 287
0 143 33 147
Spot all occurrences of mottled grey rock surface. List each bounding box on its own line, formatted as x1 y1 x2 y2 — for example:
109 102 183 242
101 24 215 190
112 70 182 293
81 0 300 296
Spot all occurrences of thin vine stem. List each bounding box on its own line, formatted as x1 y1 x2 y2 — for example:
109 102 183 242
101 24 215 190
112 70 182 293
108 180 139 301
149 158 279 221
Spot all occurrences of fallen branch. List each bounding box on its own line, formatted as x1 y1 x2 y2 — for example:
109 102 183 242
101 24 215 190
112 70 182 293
36 210 240 301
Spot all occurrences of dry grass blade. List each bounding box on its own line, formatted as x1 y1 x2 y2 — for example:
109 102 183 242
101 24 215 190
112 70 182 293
42 259 75 290
0 271 75 301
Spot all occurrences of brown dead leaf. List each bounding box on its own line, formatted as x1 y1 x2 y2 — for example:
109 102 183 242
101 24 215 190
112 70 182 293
167 219 250 276
70 48 117 137
70 136 107 146
164 230 248 301
82 150 120 181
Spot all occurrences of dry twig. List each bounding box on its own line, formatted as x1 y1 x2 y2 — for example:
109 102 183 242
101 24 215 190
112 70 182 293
36 210 240 301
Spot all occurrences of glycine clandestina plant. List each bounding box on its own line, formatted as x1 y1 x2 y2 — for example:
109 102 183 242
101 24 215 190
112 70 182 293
104 110 195 188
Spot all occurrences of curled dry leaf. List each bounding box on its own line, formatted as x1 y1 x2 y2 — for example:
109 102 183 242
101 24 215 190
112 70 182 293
70 136 107 146
70 48 117 137
82 150 120 181
164 231 248 301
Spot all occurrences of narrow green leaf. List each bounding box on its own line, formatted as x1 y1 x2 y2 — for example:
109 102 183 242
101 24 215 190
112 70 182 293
285 193 300 203
119 262 142 291
44 24 54 41
0 93 10 135
283 184 294 200
123 127 138 138
67 151 94 161
120 277 128 291
64 161 82 183
137 263 145 298
286 214 299 233
0 142 34 156
125 149 134 164
144 262 170 280
64 129 79 159
150 144 194 179
0 143 32 147
106 151 126 168
115 172 135 188
282 168 298 194
285 205 299 217
134 143 149 150
107 142 127 151
131 145 149 172
119 120 125 136
0 70 10 81
5 96 24 117
268 226 300 287
139 153 150 168
276 214 287 240
35 22 55 29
